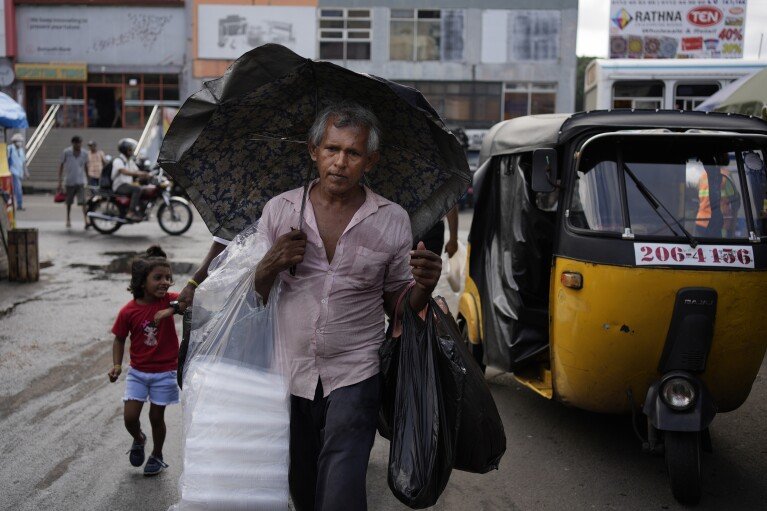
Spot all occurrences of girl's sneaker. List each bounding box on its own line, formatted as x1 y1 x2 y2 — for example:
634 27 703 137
143 455 168 476
127 432 146 467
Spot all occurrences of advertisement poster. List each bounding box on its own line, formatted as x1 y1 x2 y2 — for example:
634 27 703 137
481 10 561 63
198 5 317 60
609 0 747 59
16 6 185 66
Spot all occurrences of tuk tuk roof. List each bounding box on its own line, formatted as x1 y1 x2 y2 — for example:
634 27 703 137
479 110 767 163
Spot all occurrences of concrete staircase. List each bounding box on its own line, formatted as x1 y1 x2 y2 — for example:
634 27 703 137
22 128 142 192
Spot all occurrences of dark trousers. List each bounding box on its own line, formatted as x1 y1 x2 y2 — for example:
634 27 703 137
289 373 381 511
115 183 143 214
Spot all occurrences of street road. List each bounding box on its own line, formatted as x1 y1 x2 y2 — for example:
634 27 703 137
1 195 766 511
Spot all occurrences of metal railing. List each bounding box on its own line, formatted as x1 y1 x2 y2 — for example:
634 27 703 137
135 104 160 157
24 104 60 165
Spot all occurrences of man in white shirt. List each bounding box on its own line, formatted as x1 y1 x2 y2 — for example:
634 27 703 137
112 138 149 221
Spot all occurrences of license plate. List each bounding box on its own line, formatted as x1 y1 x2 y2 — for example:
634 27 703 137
634 243 755 269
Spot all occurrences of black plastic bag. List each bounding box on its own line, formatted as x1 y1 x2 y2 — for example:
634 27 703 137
431 300 506 473
379 297 466 509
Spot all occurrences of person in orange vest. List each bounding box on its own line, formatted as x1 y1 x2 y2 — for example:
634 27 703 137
695 154 741 238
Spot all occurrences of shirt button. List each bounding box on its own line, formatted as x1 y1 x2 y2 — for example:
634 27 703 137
327 269 332 274
321 298 327 304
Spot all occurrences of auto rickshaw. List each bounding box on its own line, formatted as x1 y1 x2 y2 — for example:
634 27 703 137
457 110 767 504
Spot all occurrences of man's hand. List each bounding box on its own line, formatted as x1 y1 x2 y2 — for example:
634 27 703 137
153 308 173 324
259 230 307 275
444 238 458 258
177 284 195 313
254 230 307 300
410 241 442 293
108 365 122 383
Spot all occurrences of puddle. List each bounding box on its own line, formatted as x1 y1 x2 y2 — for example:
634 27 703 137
67 252 195 277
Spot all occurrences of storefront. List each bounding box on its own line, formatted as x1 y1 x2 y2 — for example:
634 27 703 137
14 3 185 128
19 68 180 128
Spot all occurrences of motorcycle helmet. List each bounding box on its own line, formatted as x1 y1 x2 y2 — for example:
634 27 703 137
117 138 138 157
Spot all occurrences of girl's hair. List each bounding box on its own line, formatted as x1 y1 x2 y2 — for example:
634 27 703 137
128 245 172 299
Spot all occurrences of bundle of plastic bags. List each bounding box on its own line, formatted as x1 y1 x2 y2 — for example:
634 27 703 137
379 295 465 508
379 294 506 509
169 224 290 511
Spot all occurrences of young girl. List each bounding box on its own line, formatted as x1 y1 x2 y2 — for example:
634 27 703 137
108 245 181 476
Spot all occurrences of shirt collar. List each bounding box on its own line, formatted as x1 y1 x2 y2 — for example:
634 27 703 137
284 178 392 215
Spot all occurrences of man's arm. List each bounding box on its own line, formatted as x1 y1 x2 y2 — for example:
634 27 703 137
57 162 64 189
253 230 307 303
119 166 149 179
383 241 442 320
444 206 459 257
176 241 227 312
408 241 442 311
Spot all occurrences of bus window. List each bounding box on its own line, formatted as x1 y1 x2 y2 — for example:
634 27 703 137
613 80 664 109
674 83 720 110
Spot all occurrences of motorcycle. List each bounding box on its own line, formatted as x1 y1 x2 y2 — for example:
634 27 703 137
86 166 194 235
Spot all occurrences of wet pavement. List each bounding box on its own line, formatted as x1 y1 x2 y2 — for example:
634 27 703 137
1 195 766 511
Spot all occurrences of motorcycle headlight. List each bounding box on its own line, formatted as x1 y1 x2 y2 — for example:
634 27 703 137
660 376 696 411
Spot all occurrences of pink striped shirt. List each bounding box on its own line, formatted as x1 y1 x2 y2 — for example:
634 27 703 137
259 181 413 399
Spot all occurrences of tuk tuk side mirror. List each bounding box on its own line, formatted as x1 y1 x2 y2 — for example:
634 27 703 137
532 149 557 193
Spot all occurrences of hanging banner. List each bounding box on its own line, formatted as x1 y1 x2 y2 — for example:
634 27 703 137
609 0 748 59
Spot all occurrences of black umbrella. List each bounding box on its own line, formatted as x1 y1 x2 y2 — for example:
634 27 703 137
159 44 470 242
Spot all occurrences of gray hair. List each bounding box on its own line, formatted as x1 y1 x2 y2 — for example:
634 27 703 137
308 103 381 154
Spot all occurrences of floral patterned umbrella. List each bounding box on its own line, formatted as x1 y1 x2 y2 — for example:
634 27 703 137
158 44 470 242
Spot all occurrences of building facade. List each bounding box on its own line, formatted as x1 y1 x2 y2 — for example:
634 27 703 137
186 0 578 129
10 0 185 129
4 0 578 131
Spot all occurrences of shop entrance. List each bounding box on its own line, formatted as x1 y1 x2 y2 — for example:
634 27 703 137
87 87 121 127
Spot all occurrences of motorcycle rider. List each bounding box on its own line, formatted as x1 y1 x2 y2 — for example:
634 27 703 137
112 138 150 221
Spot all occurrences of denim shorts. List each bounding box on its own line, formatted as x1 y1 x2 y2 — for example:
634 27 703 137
123 367 180 406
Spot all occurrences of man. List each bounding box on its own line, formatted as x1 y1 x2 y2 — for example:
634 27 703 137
86 140 106 187
254 103 441 511
57 135 90 229
694 154 741 238
8 133 27 211
111 138 150 221
181 104 442 510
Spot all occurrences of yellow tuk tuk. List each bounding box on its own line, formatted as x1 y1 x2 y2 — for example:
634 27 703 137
457 110 767 504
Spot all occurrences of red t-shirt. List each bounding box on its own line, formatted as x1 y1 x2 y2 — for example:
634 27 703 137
112 292 180 373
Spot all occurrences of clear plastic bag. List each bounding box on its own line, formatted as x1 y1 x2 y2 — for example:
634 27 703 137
444 241 466 293
169 223 290 511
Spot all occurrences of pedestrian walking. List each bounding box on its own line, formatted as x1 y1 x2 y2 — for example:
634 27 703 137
8 133 27 210
250 104 441 510
57 135 90 229
86 140 106 187
108 245 181 476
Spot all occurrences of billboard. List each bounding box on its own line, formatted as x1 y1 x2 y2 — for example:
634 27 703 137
609 0 747 59
16 6 185 66
198 5 317 60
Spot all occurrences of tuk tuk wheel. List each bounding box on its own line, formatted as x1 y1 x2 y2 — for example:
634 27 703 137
458 317 486 373
665 431 702 505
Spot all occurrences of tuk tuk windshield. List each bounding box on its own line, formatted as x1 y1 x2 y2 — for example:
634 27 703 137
569 136 767 241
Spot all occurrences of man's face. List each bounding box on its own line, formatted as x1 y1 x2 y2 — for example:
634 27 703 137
73 141 82 152
89 144 97 152
309 122 379 196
